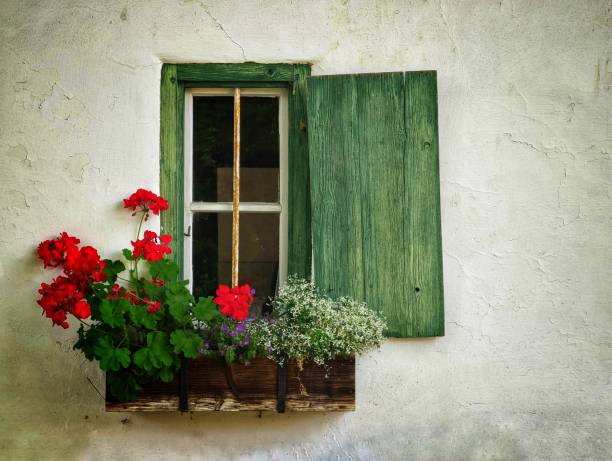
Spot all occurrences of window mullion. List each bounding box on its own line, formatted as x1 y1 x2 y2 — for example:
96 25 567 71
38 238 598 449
232 88 240 287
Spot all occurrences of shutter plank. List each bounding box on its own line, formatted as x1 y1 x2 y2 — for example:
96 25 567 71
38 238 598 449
287 65 312 277
308 75 365 300
308 71 444 337
160 64 185 274
403 72 444 336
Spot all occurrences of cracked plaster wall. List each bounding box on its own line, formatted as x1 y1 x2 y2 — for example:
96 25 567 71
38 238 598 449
0 1 611 460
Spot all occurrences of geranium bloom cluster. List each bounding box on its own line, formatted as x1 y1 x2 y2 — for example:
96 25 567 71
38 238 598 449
131 230 172 261
213 284 254 321
36 233 105 328
123 188 169 218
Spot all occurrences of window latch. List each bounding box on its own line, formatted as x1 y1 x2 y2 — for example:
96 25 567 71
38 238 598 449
184 226 191 237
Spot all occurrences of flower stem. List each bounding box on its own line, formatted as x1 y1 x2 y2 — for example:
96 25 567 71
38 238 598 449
133 211 146 281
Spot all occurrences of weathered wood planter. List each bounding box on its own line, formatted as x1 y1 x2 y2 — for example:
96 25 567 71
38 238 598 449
106 355 355 412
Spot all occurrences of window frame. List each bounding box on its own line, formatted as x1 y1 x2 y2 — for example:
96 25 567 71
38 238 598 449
183 87 289 293
160 63 312 282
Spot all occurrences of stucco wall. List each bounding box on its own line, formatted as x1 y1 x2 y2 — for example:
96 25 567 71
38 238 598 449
1 1 611 460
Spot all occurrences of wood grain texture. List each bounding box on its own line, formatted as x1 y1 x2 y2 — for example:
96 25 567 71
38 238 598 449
307 71 444 337
287 64 312 277
160 64 185 274
176 63 296 82
105 356 354 412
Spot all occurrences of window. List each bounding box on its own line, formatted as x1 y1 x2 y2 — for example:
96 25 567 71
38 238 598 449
160 64 444 337
183 88 288 310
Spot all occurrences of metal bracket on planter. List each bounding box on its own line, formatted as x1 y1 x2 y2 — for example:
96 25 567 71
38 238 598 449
276 363 287 413
179 358 189 412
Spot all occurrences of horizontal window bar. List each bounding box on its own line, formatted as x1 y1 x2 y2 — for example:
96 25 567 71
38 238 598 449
190 202 282 213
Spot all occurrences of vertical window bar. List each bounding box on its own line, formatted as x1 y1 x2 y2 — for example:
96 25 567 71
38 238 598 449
232 88 241 287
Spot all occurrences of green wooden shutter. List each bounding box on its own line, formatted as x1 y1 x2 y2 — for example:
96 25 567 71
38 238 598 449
307 71 444 337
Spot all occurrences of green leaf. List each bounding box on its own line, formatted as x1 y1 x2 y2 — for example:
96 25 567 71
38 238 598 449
133 348 155 372
148 259 179 282
93 337 131 371
193 296 222 323
122 248 134 261
158 367 175 383
170 330 203 359
142 280 163 300
74 324 103 361
128 304 158 329
99 298 129 328
103 259 126 284
108 371 142 402
133 332 174 372
166 283 193 323
147 332 173 367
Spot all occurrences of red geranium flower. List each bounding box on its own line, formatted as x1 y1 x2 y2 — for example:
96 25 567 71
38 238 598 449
36 232 107 327
37 232 80 268
123 189 169 218
37 275 89 328
73 300 91 319
131 230 172 261
144 298 161 314
64 245 106 282
213 284 253 321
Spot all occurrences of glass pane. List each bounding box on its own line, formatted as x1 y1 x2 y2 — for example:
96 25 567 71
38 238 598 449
192 96 233 202
192 212 279 314
192 213 231 299
192 95 280 203
240 97 279 202
238 213 279 311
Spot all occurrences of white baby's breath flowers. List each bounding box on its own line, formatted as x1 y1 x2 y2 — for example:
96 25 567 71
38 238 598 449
258 277 386 365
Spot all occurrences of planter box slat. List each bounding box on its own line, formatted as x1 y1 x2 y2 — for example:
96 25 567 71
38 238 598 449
106 356 355 412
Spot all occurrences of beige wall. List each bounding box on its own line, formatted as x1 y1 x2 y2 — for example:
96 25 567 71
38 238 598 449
1 1 611 460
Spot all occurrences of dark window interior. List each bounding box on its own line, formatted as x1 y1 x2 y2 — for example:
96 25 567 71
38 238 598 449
191 95 280 311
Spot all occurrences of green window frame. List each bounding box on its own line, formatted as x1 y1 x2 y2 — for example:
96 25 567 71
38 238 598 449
160 64 444 338
159 63 312 283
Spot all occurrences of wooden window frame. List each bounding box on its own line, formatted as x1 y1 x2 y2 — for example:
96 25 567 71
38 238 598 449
183 87 289 293
160 63 312 281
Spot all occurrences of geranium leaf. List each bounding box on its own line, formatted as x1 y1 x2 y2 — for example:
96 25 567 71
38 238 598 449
170 330 203 359
99 298 129 328
108 371 142 402
103 259 125 284
122 248 134 261
148 259 179 282
158 367 175 383
193 296 221 323
93 337 131 371
128 304 158 329
147 332 173 368
74 324 103 361
133 347 154 371
166 283 193 323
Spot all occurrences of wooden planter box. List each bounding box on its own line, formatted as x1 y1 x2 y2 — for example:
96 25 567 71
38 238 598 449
106 355 355 412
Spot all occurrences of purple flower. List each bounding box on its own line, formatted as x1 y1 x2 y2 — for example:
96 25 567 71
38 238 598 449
229 331 237 337
267 346 273 354
236 323 245 333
